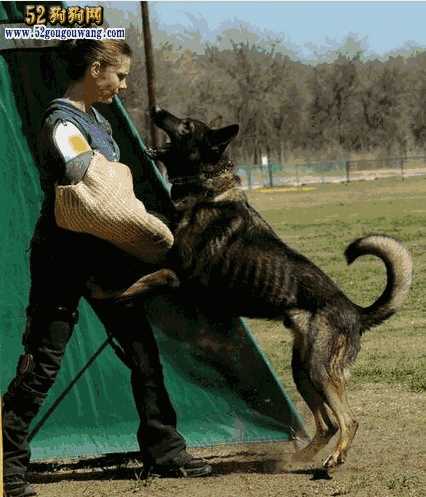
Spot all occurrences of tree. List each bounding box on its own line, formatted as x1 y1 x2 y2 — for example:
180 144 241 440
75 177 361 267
307 55 361 155
359 58 409 154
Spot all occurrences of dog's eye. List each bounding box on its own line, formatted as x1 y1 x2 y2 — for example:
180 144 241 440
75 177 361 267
183 119 193 131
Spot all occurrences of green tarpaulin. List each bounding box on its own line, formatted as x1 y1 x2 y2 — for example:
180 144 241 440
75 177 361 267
0 3 306 461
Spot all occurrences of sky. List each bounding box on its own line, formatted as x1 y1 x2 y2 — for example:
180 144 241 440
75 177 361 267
151 1 426 56
78 1 426 59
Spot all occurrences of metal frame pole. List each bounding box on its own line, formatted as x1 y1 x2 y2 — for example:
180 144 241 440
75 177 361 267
141 2 158 149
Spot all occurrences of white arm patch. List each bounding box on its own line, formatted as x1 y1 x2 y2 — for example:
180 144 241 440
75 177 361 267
53 121 92 162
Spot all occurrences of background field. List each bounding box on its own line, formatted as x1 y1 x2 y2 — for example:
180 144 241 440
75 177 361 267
32 176 426 497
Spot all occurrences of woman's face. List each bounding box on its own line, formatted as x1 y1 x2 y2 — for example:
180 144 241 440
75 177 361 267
92 55 131 104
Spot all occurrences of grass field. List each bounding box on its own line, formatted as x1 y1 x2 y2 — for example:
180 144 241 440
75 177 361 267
246 176 426 396
33 176 426 497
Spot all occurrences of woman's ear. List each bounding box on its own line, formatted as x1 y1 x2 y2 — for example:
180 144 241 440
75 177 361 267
90 61 101 79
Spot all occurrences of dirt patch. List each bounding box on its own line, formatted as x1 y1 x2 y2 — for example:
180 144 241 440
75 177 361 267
30 383 426 497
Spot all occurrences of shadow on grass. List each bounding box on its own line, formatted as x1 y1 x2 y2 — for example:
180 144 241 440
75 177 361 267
29 450 332 483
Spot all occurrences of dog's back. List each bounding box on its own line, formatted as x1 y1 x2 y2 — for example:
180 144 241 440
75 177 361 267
170 183 355 322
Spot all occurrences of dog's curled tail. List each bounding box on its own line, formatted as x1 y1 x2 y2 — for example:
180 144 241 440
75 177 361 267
345 234 413 332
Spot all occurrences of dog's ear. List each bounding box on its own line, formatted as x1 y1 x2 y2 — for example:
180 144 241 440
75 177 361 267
208 125 239 151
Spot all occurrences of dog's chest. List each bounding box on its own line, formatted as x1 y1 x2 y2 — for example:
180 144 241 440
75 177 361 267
174 205 220 253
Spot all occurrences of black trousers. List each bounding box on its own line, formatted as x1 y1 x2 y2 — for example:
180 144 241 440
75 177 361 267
2 224 185 478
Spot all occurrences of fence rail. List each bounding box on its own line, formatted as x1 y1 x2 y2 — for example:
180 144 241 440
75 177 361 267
236 156 426 190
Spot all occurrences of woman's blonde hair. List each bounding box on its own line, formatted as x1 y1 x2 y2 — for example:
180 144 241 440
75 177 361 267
59 40 132 80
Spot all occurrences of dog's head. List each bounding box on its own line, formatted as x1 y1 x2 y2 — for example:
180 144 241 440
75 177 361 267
150 106 239 180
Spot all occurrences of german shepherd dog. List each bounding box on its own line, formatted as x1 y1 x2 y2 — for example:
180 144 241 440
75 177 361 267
93 107 413 468
147 107 414 468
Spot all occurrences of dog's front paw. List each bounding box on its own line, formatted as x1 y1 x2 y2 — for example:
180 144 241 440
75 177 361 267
114 269 180 302
161 269 180 288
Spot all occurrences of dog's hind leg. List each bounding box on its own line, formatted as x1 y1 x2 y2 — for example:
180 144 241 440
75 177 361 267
295 314 359 468
320 374 358 468
304 329 358 468
291 344 339 462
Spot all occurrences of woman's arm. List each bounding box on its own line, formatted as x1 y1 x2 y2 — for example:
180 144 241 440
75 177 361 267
38 113 95 189
52 120 94 185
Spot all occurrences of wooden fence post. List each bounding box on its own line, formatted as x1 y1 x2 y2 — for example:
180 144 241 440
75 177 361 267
345 160 351 183
268 161 273 188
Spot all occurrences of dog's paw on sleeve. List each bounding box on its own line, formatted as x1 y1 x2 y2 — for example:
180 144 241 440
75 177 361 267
87 269 180 302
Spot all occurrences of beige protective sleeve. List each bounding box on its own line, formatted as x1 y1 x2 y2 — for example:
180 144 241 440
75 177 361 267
55 152 174 263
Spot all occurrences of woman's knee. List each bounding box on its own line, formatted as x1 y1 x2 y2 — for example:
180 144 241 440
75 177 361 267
5 303 80 400
24 303 79 351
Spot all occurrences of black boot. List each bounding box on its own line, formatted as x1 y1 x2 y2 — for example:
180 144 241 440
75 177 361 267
4 474 37 497
143 450 212 478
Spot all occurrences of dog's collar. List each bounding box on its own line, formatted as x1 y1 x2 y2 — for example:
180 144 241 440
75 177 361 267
170 160 241 211
169 159 235 186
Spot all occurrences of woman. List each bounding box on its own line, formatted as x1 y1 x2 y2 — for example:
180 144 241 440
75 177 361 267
2 40 211 497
